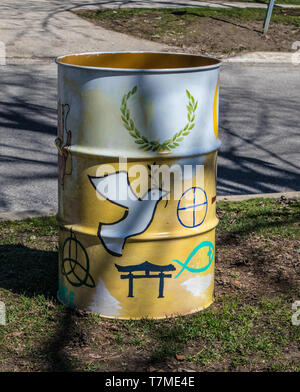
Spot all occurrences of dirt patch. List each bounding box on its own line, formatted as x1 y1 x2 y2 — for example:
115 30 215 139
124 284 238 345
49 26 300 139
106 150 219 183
215 234 300 298
0 200 299 372
75 8 300 58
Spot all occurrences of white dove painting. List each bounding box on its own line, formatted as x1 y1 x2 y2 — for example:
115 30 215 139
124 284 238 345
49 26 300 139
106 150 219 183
89 171 168 257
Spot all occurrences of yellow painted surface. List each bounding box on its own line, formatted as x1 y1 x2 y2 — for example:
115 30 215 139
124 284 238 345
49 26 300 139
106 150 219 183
57 51 221 319
58 52 220 70
213 78 219 140
57 152 218 319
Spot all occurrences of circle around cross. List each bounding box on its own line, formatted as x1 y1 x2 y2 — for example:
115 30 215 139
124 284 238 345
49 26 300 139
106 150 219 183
177 186 208 228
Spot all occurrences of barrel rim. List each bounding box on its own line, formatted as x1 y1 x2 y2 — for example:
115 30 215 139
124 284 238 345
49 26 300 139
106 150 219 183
55 50 222 73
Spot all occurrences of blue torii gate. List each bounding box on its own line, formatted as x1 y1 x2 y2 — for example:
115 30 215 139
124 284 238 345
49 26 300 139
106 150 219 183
115 261 176 298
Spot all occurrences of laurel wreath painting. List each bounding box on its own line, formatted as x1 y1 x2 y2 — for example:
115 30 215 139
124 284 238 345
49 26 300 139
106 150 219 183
120 86 198 152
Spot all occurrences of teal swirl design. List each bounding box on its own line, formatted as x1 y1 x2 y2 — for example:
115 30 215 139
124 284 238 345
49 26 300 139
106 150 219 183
173 241 214 279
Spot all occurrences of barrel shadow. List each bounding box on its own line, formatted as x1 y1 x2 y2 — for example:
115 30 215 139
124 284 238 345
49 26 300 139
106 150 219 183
0 244 79 371
0 244 58 299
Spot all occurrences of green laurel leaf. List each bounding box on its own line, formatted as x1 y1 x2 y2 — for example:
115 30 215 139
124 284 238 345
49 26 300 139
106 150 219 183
120 86 198 152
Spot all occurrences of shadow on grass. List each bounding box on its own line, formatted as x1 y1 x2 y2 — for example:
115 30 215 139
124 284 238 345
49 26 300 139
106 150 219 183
170 9 263 33
0 244 58 299
0 199 299 371
0 244 82 371
217 200 300 240
210 16 262 33
41 308 89 372
219 212 300 238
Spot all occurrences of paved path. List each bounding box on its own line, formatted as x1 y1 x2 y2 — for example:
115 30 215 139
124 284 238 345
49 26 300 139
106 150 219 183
0 1 170 63
70 0 300 10
0 63 299 217
1 0 300 63
0 1 299 217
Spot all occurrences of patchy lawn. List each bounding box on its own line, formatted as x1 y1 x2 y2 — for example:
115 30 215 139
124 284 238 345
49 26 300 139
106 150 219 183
0 198 299 372
221 0 300 4
74 7 300 58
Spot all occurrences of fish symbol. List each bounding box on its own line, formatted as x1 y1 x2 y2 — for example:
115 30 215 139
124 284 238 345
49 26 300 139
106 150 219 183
172 240 214 279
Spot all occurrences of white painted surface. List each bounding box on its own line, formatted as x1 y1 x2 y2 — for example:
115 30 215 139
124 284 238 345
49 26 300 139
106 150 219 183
58 56 221 159
91 172 168 256
87 277 122 316
181 274 213 297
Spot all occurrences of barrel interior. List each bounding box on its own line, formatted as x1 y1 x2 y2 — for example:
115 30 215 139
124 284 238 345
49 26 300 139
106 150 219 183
58 52 220 69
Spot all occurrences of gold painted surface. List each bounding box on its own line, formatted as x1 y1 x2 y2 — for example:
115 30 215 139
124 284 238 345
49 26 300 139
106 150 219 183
58 153 217 238
57 152 218 319
213 78 219 140
58 228 215 319
58 52 220 69
57 51 221 318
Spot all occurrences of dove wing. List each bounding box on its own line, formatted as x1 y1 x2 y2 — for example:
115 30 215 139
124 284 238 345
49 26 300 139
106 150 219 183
89 171 138 209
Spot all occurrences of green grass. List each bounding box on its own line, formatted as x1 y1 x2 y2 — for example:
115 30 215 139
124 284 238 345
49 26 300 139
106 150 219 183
148 295 298 366
0 216 57 244
275 0 300 3
0 198 299 371
77 7 300 28
226 0 300 4
4 290 298 371
99 293 299 370
217 198 300 238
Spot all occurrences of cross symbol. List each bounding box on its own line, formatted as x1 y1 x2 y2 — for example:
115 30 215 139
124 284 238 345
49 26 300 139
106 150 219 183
177 186 208 228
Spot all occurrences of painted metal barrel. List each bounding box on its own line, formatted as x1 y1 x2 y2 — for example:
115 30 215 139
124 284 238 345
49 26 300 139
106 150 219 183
55 51 221 319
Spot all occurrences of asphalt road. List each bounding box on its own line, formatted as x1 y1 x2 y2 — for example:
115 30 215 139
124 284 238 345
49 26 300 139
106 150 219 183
0 63 299 217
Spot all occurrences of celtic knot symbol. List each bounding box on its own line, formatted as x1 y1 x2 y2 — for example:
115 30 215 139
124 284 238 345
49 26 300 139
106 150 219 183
61 229 95 288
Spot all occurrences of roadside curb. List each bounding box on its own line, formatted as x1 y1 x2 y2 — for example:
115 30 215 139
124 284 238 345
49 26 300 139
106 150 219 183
217 191 300 202
5 52 299 66
223 52 299 64
72 1 300 11
1 192 299 221
0 209 57 221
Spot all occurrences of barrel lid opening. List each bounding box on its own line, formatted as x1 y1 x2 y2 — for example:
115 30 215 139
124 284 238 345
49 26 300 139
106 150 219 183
56 51 221 72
